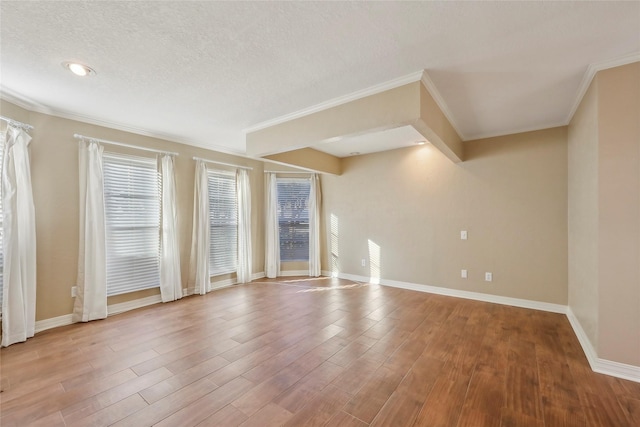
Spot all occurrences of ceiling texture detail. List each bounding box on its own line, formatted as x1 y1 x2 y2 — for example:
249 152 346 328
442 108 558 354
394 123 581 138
1 1 639 156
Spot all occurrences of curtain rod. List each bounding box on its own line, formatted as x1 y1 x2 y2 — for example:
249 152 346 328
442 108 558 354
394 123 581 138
0 116 34 131
74 134 179 156
193 156 253 170
264 171 313 175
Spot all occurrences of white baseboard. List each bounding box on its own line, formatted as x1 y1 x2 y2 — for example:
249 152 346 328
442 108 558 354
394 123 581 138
34 314 74 333
252 272 266 281
209 271 267 291
279 270 310 277
327 271 566 314
567 307 640 383
108 294 163 316
34 293 164 333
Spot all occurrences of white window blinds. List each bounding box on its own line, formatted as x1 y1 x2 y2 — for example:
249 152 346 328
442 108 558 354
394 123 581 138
277 178 310 261
103 153 160 296
208 171 238 275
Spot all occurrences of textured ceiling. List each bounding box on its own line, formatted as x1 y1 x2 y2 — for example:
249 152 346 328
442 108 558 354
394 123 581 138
1 1 639 155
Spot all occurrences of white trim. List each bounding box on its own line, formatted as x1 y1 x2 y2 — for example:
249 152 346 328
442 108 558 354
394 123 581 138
279 270 310 277
329 271 567 314
244 71 424 133
565 52 640 125
252 272 266 281
0 87 246 156
567 307 640 383
107 294 162 316
420 71 466 141
565 307 599 369
595 358 640 384
33 293 164 333
0 87 50 111
182 272 266 297
34 314 74 333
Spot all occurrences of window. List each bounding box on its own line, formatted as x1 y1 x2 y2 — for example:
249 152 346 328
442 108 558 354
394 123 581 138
208 170 237 275
277 178 310 261
103 153 160 296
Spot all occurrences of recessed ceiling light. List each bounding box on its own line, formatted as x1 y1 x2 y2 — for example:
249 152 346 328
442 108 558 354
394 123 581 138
349 152 360 156
416 141 426 145
63 62 96 77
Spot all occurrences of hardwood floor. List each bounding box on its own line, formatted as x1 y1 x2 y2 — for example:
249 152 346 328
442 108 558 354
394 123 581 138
1 277 639 426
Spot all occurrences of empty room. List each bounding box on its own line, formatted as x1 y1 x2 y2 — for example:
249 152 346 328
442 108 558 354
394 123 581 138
0 1 639 426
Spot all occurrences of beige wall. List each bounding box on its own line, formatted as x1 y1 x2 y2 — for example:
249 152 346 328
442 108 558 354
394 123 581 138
568 80 600 350
568 61 640 367
265 148 342 175
1 100 265 321
321 127 568 304
596 63 640 365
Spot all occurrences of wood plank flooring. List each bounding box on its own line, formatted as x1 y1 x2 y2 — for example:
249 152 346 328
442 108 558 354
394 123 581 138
1 277 639 426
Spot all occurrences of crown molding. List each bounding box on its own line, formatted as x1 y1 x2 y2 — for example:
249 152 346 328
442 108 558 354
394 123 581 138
0 87 247 157
419 70 468 141
565 52 640 125
244 70 424 134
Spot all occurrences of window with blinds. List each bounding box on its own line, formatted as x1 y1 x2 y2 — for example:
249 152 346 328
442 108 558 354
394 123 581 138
208 170 238 275
277 178 310 261
103 152 160 296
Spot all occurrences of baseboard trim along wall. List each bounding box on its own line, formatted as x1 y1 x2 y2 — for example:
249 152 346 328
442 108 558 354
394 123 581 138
566 307 640 383
34 271 268 333
34 270 639 383
322 270 640 384
279 270 310 277
34 314 74 333
322 270 567 313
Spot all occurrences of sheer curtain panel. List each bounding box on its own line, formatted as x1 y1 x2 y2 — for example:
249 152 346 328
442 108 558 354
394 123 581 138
1 127 37 347
309 174 321 277
265 173 280 278
73 141 107 323
236 169 252 284
188 160 210 295
160 155 182 302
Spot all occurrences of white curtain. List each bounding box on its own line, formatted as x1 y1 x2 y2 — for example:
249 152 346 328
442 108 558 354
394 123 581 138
236 169 252 284
264 172 280 278
188 160 209 295
159 155 182 302
309 173 321 277
73 141 107 323
1 127 37 347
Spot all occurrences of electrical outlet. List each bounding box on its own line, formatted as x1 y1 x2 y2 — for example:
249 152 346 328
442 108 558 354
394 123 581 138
461 269 467 279
71 286 77 297
485 272 493 282
361 258 366 267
